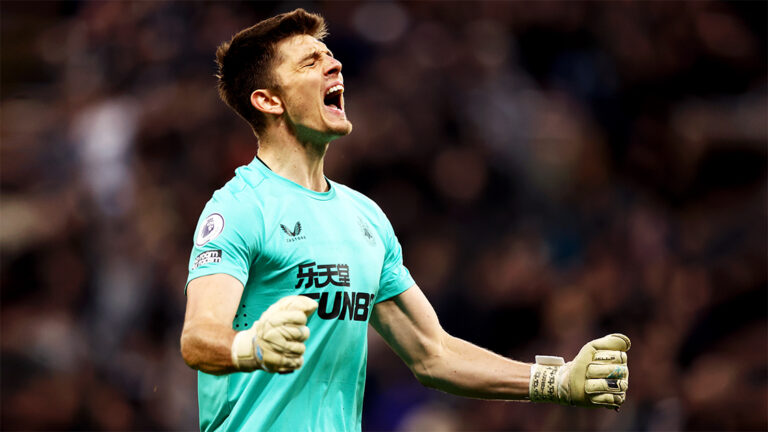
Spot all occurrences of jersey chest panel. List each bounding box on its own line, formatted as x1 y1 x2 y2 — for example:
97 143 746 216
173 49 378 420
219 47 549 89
240 193 385 326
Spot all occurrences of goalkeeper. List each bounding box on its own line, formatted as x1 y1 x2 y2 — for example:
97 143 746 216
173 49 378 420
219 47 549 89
180 8 630 431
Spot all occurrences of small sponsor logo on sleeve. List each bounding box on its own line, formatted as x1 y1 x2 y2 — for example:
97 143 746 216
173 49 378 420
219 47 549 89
192 249 222 270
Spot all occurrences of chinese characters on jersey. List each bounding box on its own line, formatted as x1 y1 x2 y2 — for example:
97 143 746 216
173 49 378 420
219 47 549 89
295 262 374 321
295 262 350 288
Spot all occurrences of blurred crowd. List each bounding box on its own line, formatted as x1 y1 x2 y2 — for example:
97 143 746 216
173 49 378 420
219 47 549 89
1 1 766 431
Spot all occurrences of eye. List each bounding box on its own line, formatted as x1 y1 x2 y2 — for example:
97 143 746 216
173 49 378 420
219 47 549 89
303 61 316 68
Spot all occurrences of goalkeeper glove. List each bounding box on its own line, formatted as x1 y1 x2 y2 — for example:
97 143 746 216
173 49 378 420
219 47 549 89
529 333 630 409
231 295 318 373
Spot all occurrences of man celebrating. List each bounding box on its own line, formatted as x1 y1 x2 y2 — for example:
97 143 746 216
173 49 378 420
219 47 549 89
180 9 630 431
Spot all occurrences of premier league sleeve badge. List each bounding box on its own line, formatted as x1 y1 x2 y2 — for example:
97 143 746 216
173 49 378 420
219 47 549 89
195 213 225 246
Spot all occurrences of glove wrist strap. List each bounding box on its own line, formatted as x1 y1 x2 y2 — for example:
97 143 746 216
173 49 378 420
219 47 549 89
231 328 264 372
529 356 565 404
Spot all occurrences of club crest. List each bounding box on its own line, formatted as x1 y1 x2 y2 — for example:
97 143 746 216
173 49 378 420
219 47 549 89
357 216 376 246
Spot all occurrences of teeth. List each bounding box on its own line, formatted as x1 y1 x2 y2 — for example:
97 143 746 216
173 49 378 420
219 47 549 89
325 84 344 96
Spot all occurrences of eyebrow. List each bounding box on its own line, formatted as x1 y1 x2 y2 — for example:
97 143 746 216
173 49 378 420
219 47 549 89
297 49 334 65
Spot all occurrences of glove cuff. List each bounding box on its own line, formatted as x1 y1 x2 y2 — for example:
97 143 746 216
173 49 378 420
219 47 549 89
231 328 263 372
529 356 565 404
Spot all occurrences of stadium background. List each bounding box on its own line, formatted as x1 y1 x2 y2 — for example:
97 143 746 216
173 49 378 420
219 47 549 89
1 1 766 430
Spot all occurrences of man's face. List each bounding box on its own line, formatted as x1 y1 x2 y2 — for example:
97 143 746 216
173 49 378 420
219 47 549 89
271 34 352 141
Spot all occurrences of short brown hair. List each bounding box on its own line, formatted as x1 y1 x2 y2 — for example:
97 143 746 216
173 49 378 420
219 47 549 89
215 9 327 136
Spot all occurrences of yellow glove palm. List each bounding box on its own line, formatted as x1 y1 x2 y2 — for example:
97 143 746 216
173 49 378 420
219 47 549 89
530 333 630 409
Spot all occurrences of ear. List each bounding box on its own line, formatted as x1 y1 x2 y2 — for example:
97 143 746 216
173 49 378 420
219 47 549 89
250 89 284 115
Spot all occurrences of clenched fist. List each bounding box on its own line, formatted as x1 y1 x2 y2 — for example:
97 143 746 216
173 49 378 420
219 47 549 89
231 296 318 373
529 333 630 409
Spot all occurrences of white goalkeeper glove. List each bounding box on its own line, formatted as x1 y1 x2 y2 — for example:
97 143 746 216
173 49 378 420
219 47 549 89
529 333 630 409
230 295 318 373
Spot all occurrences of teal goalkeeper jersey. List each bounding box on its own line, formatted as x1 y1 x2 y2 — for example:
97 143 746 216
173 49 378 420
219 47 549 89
186 157 415 432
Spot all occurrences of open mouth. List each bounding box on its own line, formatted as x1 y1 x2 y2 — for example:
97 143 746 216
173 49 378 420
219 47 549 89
324 84 344 111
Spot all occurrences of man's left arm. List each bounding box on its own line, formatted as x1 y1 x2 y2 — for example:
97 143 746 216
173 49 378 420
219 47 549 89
370 284 630 408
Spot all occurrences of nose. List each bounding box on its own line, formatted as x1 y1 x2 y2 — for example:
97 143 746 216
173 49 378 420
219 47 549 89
324 55 342 77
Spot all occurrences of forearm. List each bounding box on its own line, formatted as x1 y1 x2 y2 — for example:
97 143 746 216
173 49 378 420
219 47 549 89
372 287 532 400
415 334 531 400
374 286 630 408
180 321 237 375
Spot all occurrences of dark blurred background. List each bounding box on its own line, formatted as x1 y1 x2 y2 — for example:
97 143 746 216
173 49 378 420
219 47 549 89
1 1 766 430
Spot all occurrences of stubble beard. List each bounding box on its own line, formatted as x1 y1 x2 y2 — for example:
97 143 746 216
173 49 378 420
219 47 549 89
286 111 353 148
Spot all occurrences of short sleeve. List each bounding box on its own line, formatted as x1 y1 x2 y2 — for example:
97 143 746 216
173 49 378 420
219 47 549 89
376 215 415 303
186 193 260 291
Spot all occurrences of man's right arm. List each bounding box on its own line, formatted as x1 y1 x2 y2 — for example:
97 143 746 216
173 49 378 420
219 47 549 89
180 273 319 375
181 273 244 375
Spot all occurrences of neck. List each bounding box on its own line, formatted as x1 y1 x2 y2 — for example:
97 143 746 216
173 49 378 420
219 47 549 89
256 126 331 192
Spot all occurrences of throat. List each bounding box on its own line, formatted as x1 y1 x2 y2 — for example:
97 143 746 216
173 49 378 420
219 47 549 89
256 141 329 192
